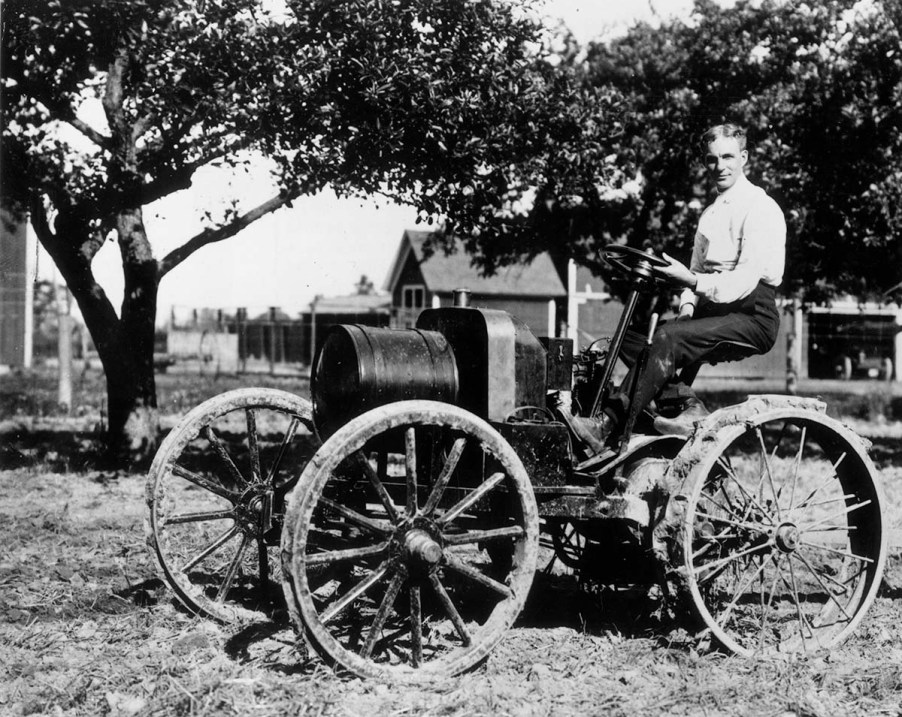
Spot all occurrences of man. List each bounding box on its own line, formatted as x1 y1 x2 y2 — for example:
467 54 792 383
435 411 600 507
570 123 786 451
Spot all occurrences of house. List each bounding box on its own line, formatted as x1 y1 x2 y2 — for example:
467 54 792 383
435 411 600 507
306 293 391 364
384 230 567 337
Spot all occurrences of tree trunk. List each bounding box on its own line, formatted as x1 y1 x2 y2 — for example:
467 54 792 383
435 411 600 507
37 208 161 468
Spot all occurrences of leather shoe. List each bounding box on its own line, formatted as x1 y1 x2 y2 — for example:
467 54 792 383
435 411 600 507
653 397 710 437
554 404 616 455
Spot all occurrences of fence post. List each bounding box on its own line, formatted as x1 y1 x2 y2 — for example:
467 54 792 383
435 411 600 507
268 306 278 375
237 307 247 373
58 313 72 412
785 298 803 394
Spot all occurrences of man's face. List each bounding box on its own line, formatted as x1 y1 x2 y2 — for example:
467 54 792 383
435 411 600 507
704 136 748 192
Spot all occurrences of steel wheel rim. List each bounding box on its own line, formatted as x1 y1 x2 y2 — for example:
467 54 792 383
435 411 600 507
146 388 317 622
281 400 539 681
682 410 886 655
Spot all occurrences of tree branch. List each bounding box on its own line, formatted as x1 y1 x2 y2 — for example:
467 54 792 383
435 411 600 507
158 191 299 278
103 48 128 138
138 141 250 206
18 82 112 150
132 113 155 144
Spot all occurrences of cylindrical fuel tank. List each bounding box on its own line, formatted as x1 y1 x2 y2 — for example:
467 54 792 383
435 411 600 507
312 324 459 436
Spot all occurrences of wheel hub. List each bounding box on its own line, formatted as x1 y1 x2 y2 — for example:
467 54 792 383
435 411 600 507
774 522 801 553
235 486 273 536
404 529 443 566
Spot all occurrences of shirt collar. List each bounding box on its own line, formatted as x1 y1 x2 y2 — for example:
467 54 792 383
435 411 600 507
716 172 752 204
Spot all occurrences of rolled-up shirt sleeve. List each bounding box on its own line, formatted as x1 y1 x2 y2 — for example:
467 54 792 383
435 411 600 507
679 239 706 310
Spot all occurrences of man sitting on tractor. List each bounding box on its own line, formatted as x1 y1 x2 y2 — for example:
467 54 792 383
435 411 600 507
567 122 787 452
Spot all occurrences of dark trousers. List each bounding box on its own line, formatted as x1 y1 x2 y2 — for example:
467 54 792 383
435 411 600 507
608 283 780 421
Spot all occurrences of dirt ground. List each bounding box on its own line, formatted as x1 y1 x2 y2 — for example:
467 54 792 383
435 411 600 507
1 371 901 716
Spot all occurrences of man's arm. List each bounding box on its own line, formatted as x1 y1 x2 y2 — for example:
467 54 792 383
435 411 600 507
693 198 786 303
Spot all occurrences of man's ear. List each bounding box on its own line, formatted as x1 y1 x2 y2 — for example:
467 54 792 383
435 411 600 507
740 150 749 167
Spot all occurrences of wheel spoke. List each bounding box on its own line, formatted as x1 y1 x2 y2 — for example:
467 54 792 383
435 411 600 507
306 541 389 566
166 508 235 525
797 539 874 565
785 557 817 649
714 552 774 629
266 416 301 484
716 459 776 525
204 425 249 489
246 409 262 482
180 524 240 573
409 584 423 667
796 452 847 510
443 525 524 546
360 572 405 659
170 463 236 500
691 532 747 561
802 493 857 510
320 497 393 536
215 533 252 603
693 541 771 579
786 426 807 512
405 428 418 517
694 509 769 533
795 551 859 593
700 491 756 526
422 437 467 515
437 472 506 526
791 552 854 621
758 558 783 649
443 555 513 598
352 451 400 524
799 499 872 532
428 572 472 646
321 559 392 624
755 427 783 520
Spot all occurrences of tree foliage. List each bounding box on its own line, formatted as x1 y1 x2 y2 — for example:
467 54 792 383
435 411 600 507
582 0 902 302
0 0 622 463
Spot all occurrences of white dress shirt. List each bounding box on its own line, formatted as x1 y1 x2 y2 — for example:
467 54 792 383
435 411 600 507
680 173 786 309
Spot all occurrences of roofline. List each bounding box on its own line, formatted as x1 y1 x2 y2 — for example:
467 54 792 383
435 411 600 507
383 230 415 293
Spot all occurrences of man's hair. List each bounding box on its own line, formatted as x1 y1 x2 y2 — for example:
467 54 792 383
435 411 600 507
701 123 747 152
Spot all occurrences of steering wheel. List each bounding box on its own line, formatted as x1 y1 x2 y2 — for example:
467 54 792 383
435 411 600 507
601 244 670 286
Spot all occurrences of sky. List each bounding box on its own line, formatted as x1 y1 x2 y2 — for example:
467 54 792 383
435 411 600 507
39 0 698 323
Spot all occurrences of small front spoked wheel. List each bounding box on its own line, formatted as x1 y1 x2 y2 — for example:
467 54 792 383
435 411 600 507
679 410 886 655
146 388 318 622
281 400 539 682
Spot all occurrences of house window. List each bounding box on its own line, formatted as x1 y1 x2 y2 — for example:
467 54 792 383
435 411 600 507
402 285 425 310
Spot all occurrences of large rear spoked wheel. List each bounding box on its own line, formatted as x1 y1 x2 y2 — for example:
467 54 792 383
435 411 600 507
281 400 539 682
146 388 318 622
679 410 886 655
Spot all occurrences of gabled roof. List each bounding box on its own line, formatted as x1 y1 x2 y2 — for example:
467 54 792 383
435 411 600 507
311 293 391 313
385 230 566 297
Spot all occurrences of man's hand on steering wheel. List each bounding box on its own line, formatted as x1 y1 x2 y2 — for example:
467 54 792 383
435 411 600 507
652 252 697 289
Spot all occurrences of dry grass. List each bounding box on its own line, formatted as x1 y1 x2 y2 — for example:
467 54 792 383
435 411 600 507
2 368 902 715
1 465 901 716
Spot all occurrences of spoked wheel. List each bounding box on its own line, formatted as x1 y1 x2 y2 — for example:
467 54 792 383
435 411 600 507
549 521 588 570
678 409 886 655
146 388 318 622
281 400 539 682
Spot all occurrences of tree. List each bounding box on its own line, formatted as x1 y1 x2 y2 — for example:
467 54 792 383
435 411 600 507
354 275 375 296
1 0 621 465
580 0 902 303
